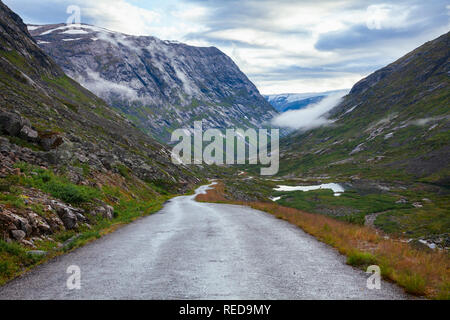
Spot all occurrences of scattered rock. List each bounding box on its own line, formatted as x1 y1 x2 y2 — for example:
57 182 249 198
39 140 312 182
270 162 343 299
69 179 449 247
412 202 423 208
19 125 39 142
21 239 36 248
51 201 86 230
408 239 433 252
10 229 26 241
350 143 365 155
62 235 81 249
40 133 63 151
0 111 28 136
57 207 78 230
26 211 51 234
91 204 114 220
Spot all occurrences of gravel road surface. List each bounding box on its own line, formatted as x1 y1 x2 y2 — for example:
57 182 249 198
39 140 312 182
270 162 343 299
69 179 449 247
0 183 410 299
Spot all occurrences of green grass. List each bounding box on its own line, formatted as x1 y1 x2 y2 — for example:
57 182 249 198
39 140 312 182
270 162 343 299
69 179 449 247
0 176 25 208
397 273 427 295
0 240 43 285
437 282 450 300
14 162 100 205
43 75 94 107
346 251 377 267
7 136 43 151
275 189 410 225
115 164 130 179
0 163 176 286
72 160 91 177
373 189 450 238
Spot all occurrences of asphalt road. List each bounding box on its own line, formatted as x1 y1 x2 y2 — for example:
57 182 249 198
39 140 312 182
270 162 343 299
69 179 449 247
0 183 410 299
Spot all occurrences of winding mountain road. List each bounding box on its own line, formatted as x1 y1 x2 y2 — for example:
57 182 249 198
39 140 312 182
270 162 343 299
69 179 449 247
0 184 410 299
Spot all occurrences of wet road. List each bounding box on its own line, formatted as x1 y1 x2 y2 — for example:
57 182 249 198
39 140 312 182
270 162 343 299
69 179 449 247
0 183 410 299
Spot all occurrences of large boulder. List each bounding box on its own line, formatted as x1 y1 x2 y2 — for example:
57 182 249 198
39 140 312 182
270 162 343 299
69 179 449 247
10 229 26 241
26 211 51 235
57 207 78 230
91 205 114 220
18 125 39 142
8 212 32 236
0 110 30 136
51 201 86 230
39 133 63 151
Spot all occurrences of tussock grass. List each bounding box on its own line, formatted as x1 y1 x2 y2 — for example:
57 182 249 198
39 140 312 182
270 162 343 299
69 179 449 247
196 182 450 300
196 182 228 202
347 251 377 267
0 240 43 285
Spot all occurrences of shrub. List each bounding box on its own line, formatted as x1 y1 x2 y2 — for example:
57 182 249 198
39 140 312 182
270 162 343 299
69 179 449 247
437 281 450 300
0 179 10 192
20 169 100 205
398 273 427 295
45 181 99 204
0 240 26 257
116 164 130 179
347 251 377 267
0 260 15 277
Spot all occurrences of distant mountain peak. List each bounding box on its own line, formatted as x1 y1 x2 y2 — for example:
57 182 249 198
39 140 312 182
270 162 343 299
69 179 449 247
265 90 349 113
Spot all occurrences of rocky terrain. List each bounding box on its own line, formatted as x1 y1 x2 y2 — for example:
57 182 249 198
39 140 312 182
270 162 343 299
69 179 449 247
28 23 277 142
0 0 203 276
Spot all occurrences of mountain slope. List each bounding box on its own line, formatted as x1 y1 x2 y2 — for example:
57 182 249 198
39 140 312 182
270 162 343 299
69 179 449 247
267 32 449 242
29 24 277 142
0 0 204 278
280 32 450 185
0 6 198 189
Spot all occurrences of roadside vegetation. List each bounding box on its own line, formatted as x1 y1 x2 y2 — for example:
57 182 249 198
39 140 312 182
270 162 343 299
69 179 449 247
197 181 450 299
0 162 185 286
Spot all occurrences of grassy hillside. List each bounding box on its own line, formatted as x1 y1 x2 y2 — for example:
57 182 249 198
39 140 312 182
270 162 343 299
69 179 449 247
242 32 449 246
0 1 203 285
279 32 449 184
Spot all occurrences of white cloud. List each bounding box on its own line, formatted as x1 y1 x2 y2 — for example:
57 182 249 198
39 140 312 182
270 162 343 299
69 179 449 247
6 0 450 95
366 4 413 30
73 68 142 102
271 91 347 131
79 0 160 36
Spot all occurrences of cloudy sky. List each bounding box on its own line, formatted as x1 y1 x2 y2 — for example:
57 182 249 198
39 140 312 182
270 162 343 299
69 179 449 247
4 0 449 94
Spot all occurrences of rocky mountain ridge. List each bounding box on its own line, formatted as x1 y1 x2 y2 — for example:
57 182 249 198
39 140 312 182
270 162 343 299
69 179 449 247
29 23 277 142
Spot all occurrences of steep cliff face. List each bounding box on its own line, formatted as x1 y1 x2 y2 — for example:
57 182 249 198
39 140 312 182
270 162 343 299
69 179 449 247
29 24 277 141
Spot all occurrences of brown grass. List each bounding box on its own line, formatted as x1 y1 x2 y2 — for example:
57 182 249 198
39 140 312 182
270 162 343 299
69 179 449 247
196 182 450 299
195 182 228 202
